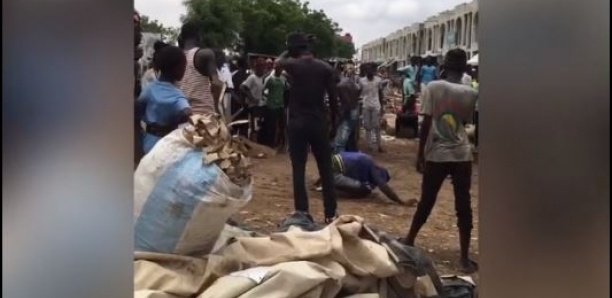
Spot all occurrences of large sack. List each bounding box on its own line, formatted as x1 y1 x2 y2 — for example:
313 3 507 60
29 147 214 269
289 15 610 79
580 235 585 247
198 261 344 298
218 215 399 278
134 129 252 255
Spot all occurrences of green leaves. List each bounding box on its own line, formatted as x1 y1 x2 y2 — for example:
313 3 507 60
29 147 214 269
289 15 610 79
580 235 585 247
183 0 356 59
140 15 180 44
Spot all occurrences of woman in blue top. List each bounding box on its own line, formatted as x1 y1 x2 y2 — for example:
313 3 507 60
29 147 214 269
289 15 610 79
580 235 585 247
136 44 192 155
418 56 438 88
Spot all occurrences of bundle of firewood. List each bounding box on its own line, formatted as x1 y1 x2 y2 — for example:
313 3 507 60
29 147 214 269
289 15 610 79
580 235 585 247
183 114 252 187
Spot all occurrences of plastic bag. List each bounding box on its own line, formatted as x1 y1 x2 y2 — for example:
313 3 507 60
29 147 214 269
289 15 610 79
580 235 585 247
134 129 252 256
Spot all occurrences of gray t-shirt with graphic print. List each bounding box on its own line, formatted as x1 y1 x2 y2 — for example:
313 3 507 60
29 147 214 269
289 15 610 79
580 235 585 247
420 80 478 162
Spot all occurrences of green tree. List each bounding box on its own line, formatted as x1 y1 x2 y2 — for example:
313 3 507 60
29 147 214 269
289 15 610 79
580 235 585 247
335 38 356 59
140 15 165 33
182 0 354 59
140 15 180 44
182 0 243 49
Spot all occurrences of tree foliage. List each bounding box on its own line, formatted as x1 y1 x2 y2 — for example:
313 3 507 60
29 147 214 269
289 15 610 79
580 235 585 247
182 0 243 49
140 15 180 44
182 0 355 59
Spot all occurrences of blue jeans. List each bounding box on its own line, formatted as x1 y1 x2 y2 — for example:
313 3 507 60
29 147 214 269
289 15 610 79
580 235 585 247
334 108 359 153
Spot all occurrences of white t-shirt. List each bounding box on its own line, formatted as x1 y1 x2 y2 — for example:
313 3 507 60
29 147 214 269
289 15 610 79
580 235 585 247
462 73 473 86
358 76 383 110
218 64 234 89
420 80 478 162
241 74 265 107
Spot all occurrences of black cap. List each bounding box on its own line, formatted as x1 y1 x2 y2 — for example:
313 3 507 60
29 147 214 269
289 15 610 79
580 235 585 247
287 32 309 48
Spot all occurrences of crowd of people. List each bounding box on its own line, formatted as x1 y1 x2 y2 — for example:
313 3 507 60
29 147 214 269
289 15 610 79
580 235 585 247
133 11 480 273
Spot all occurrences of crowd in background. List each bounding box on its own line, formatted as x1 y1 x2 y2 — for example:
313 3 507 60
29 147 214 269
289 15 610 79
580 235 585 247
133 11 480 273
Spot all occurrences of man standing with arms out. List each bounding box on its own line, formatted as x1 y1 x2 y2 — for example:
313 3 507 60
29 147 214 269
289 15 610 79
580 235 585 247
277 32 339 224
262 62 288 149
240 58 266 143
404 49 479 273
358 63 385 153
333 65 360 153
177 22 219 115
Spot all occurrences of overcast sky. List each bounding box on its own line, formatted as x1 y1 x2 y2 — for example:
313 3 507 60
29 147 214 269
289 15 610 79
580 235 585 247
135 0 469 48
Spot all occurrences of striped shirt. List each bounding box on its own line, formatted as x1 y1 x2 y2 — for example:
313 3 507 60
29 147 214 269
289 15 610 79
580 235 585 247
178 48 214 115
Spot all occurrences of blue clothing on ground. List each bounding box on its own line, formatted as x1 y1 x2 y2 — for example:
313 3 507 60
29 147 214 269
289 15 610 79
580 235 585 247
339 152 390 190
419 65 437 85
138 80 190 154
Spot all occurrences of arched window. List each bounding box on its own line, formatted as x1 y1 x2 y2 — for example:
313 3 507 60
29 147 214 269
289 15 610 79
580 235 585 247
467 13 472 48
440 24 446 49
455 18 462 47
474 13 479 43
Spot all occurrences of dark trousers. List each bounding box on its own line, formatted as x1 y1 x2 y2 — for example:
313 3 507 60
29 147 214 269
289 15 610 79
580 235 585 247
410 161 473 239
396 113 419 138
248 106 265 143
261 107 285 148
288 118 337 218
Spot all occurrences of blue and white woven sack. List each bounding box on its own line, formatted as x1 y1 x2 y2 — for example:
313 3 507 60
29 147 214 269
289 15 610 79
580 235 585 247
134 129 252 256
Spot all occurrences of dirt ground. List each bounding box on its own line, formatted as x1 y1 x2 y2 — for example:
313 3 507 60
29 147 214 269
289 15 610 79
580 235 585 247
231 136 480 278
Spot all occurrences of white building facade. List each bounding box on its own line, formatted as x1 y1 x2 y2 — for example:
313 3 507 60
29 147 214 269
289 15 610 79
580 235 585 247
361 1 478 67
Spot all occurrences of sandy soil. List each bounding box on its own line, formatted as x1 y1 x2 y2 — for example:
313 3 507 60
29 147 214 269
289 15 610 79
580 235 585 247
231 136 480 278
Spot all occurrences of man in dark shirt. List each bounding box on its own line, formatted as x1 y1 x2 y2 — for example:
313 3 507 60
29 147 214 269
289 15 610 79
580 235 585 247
333 66 360 153
231 57 250 137
277 32 339 224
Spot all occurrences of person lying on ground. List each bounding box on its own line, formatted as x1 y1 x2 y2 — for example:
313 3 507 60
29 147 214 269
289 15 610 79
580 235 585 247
136 45 191 155
314 152 418 206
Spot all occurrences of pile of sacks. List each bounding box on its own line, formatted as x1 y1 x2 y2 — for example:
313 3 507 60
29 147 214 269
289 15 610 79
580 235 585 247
137 216 407 297
134 215 470 298
133 114 475 298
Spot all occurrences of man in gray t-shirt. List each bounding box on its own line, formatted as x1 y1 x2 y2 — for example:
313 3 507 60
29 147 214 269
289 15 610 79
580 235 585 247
421 79 477 162
403 49 479 274
358 63 385 152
